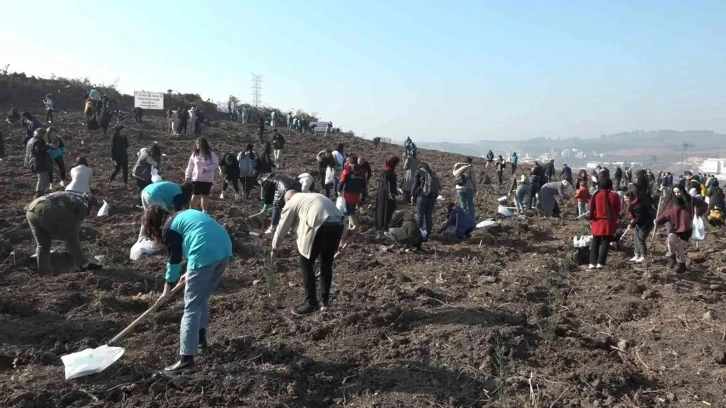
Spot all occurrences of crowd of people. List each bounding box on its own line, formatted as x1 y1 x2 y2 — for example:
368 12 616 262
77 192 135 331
4 91 725 377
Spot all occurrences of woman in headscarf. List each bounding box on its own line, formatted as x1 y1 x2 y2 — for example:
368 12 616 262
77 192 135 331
375 155 400 236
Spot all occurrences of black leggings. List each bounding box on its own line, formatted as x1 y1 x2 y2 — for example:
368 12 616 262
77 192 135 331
53 157 67 181
589 235 611 266
110 158 128 183
46 110 54 123
299 223 344 307
222 178 239 193
179 119 188 134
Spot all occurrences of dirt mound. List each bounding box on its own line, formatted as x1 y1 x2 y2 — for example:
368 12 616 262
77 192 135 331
1 104 725 407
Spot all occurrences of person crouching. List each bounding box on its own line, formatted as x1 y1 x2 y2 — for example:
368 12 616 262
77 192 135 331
654 185 708 274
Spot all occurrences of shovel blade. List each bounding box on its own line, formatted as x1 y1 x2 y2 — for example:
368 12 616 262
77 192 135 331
61 345 125 380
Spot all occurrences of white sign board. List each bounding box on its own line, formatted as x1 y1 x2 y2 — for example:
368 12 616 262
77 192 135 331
310 121 331 132
134 91 164 110
216 101 229 113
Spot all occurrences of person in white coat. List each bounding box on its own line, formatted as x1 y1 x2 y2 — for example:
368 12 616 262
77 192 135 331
65 157 93 194
188 107 197 135
170 110 180 136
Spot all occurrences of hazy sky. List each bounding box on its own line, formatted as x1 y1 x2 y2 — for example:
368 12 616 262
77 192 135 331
2 0 724 141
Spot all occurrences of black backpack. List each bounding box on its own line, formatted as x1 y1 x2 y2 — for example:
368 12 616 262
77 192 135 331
455 172 468 186
422 170 440 197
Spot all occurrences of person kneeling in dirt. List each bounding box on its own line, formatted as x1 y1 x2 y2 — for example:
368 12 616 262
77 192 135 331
270 190 345 316
438 202 475 240
133 107 145 123
143 206 232 374
258 173 302 234
654 184 708 274
7 106 21 125
387 210 423 251
138 181 193 242
25 191 103 275
536 180 571 217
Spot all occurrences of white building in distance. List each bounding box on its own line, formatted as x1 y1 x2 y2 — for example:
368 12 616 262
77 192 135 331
700 158 726 175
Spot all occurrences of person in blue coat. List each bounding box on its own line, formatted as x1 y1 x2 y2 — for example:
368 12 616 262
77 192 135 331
138 181 193 242
143 207 233 375
438 202 476 239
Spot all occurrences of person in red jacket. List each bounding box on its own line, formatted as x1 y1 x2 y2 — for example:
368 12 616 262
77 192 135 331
655 184 708 274
588 178 621 269
338 154 368 230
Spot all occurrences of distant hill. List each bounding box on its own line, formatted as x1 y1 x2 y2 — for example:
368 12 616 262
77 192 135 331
417 130 726 161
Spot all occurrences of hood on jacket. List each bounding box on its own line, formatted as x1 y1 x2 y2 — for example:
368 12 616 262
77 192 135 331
390 210 406 227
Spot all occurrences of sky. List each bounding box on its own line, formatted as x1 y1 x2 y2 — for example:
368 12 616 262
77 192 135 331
2 0 725 142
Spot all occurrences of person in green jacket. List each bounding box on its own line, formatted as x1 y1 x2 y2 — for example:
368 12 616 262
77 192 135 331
25 191 103 275
510 152 518 175
387 210 423 250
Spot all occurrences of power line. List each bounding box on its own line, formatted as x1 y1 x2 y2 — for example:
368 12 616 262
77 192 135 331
251 74 262 107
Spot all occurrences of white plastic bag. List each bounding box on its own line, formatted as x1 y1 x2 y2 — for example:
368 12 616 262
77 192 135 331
336 196 347 214
130 238 160 261
497 205 512 217
692 214 706 241
476 220 497 229
325 167 335 185
61 345 125 380
150 167 163 183
97 200 110 217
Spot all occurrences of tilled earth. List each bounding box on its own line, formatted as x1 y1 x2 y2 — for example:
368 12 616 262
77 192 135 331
1 109 725 407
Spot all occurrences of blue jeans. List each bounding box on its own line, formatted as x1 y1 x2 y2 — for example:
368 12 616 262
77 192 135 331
416 196 435 237
271 204 281 227
457 188 475 219
180 258 228 356
577 202 588 217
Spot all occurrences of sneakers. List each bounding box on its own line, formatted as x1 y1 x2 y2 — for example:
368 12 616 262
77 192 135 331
264 226 276 235
629 256 639 262
291 303 320 316
675 262 687 274
80 263 103 271
320 299 330 312
234 194 241 202
634 257 645 263
596 264 604 269
164 356 195 375
588 264 596 270
59 180 65 188
219 192 225 199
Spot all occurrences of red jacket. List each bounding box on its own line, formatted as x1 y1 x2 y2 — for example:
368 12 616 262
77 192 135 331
589 189 621 236
655 197 708 234
574 187 591 202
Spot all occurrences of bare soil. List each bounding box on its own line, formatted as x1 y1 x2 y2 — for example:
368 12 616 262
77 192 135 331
1 107 725 408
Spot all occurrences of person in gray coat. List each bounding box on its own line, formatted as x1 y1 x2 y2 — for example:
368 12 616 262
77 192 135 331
401 153 420 202
536 180 571 217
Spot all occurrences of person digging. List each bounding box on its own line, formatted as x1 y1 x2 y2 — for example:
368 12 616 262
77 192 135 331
270 190 345 316
143 206 232 374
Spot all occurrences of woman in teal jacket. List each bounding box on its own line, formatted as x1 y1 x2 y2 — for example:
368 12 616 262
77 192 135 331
143 207 232 375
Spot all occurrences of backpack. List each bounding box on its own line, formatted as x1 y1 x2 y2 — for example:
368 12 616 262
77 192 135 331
421 170 440 197
238 152 255 177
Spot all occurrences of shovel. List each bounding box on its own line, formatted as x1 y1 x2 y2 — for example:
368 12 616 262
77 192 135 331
60 278 186 380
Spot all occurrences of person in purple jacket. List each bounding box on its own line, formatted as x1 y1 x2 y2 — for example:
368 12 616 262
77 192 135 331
438 202 476 239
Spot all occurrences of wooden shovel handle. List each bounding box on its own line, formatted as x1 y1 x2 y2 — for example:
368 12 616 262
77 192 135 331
108 278 186 345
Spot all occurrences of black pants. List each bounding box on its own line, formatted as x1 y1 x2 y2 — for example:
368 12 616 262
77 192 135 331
241 176 253 198
511 164 517 175
589 235 611 266
258 128 264 144
53 157 67 181
497 171 503 185
134 114 143 123
179 119 188 134
299 223 344 307
46 110 54 123
136 178 152 201
110 158 128 183
102 123 109 134
528 182 540 208
222 178 239 193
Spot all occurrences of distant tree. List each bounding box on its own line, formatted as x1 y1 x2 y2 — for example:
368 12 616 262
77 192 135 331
228 95 240 111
